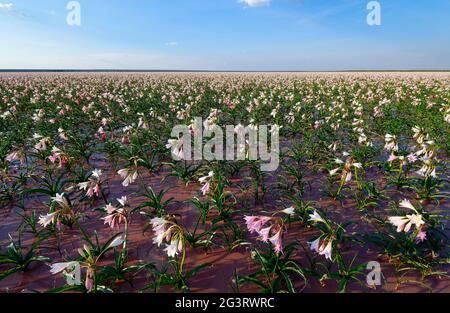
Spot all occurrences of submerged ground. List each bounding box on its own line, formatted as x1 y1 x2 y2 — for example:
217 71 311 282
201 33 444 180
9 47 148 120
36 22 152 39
0 72 449 293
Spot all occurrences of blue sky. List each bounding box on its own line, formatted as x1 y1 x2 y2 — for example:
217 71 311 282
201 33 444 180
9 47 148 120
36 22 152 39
0 0 449 70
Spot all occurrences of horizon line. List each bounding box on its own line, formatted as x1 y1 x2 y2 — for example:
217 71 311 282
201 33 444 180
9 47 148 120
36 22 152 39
1 69 450 73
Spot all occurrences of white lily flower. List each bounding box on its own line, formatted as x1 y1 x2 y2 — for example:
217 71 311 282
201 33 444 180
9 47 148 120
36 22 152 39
388 213 424 233
334 158 344 164
38 212 58 227
50 261 79 275
150 217 167 247
329 168 340 176
118 168 138 187
344 171 352 182
164 239 181 257
308 238 321 252
319 240 333 260
92 169 102 179
405 214 425 231
107 236 124 249
388 216 410 232
117 196 128 207
399 199 416 212
282 207 295 216
309 210 326 224
51 193 69 209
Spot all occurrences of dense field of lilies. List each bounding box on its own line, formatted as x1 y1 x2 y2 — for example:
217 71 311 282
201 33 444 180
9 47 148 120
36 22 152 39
0 72 449 293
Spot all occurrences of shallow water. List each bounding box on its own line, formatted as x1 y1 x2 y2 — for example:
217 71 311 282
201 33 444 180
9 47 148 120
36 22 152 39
0 152 448 293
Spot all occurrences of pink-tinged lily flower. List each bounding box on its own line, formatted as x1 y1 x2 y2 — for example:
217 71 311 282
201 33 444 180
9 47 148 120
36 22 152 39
85 268 94 292
309 238 333 260
6 150 25 164
269 228 284 254
150 217 168 246
200 183 210 195
33 134 50 152
117 168 138 187
387 154 397 163
416 231 427 243
6 151 19 162
407 153 417 163
166 138 185 160
103 204 126 230
48 147 68 168
384 134 398 152
388 213 424 233
314 120 323 129
258 226 273 242
244 215 285 254
199 171 214 195
149 216 184 258
95 127 107 141
38 212 58 227
244 216 271 234
415 157 436 178
78 169 103 198
51 193 70 210
330 153 362 184
58 128 69 141
344 171 353 183
138 117 149 129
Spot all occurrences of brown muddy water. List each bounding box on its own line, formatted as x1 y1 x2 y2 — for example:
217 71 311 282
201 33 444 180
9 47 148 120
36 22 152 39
0 152 448 293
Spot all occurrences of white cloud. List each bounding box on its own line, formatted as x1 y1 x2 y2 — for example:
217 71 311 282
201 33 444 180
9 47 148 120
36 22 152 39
166 41 178 47
240 0 271 8
0 3 13 10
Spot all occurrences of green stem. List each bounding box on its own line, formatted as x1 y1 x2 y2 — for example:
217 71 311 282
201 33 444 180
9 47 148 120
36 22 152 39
336 173 347 197
179 239 186 275
120 217 129 268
